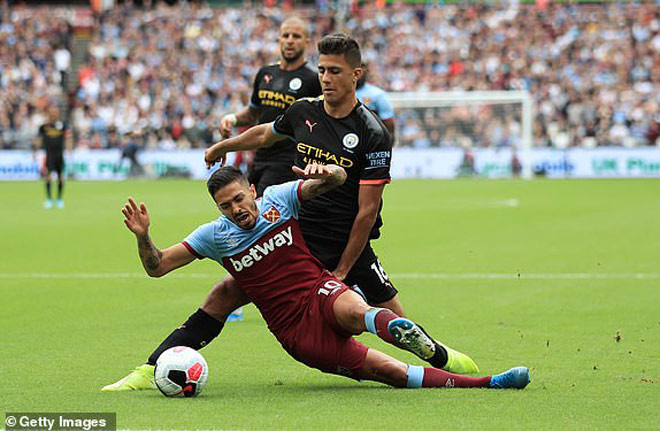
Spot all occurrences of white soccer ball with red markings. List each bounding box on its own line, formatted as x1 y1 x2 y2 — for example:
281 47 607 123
155 346 209 397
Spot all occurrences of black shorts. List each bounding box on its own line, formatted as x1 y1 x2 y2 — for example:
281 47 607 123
249 162 298 197
307 239 398 305
45 156 64 175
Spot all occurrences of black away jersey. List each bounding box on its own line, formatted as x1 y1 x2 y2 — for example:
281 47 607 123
250 62 321 166
272 97 392 248
38 122 68 159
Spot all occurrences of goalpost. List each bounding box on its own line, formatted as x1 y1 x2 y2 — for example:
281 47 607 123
387 91 534 179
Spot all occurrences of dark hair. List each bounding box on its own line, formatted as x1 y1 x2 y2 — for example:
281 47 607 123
317 33 361 68
207 166 248 199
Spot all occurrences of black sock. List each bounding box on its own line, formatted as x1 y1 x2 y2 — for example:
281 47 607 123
417 324 449 368
57 180 63 199
147 308 225 365
45 181 52 200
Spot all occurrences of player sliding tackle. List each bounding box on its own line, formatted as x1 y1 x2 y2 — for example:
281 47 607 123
122 163 529 389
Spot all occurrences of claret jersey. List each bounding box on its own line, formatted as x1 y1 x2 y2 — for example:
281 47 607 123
250 62 321 166
182 180 327 334
271 97 392 250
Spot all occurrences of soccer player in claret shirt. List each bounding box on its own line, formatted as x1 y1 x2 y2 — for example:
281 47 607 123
34 106 72 209
102 17 321 391
120 164 530 390
102 34 475 391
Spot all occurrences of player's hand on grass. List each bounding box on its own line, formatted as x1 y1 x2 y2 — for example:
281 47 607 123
205 145 227 169
122 197 150 237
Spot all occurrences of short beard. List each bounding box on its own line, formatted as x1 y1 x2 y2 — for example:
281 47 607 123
281 49 303 64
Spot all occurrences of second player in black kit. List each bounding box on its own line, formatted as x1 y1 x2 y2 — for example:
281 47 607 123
272 96 397 304
248 63 321 194
35 105 71 208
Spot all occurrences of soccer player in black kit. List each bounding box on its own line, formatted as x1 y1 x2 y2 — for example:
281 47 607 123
103 34 478 391
34 106 72 209
219 16 321 196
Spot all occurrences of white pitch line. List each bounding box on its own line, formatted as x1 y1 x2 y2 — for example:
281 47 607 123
0 272 658 280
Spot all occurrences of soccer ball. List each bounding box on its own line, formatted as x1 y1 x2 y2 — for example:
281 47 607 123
154 346 209 397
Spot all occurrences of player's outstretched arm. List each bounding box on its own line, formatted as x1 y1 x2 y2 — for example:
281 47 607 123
205 122 280 168
293 162 347 201
122 197 196 277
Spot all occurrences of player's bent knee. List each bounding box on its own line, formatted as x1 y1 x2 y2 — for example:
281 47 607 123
333 290 370 334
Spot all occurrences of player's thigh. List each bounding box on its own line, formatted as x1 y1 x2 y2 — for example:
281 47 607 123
345 251 399 306
281 284 368 378
200 274 250 320
353 348 408 388
283 326 369 379
45 157 63 177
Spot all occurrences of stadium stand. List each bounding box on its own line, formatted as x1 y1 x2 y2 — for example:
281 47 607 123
2 2 660 149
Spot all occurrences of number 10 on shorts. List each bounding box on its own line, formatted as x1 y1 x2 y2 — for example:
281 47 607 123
318 280 342 296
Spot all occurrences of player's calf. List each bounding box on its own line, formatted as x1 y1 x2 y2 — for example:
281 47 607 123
363 308 448 367
359 349 529 390
405 365 529 389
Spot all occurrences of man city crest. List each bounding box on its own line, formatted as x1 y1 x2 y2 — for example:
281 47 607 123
342 133 359 149
289 78 302 91
262 206 281 223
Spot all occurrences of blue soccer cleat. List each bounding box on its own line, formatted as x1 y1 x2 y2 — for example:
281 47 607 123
489 366 530 389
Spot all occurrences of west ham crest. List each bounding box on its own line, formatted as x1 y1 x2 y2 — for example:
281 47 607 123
262 206 281 223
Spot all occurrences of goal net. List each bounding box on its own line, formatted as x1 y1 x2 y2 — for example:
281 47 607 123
388 91 533 179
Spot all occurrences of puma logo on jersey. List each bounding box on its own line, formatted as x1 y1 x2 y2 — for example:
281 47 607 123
305 120 317 133
229 226 293 272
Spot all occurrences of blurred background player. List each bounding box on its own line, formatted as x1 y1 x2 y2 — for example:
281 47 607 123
220 16 322 196
102 16 321 390
34 106 72 209
356 62 396 141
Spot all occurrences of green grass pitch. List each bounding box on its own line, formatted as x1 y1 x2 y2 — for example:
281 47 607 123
1 178 659 430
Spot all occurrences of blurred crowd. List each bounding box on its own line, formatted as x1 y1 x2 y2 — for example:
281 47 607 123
2 2 660 150
0 7 71 149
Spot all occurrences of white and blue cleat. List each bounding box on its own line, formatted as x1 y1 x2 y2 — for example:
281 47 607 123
388 318 436 360
489 366 530 389
387 317 480 374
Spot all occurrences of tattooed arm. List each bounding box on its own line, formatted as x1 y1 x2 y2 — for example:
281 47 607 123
294 163 347 201
122 197 195 277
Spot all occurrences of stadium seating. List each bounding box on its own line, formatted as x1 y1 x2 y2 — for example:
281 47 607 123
2 2 659 149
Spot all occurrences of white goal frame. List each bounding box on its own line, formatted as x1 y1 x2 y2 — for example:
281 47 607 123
387 91 534 179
